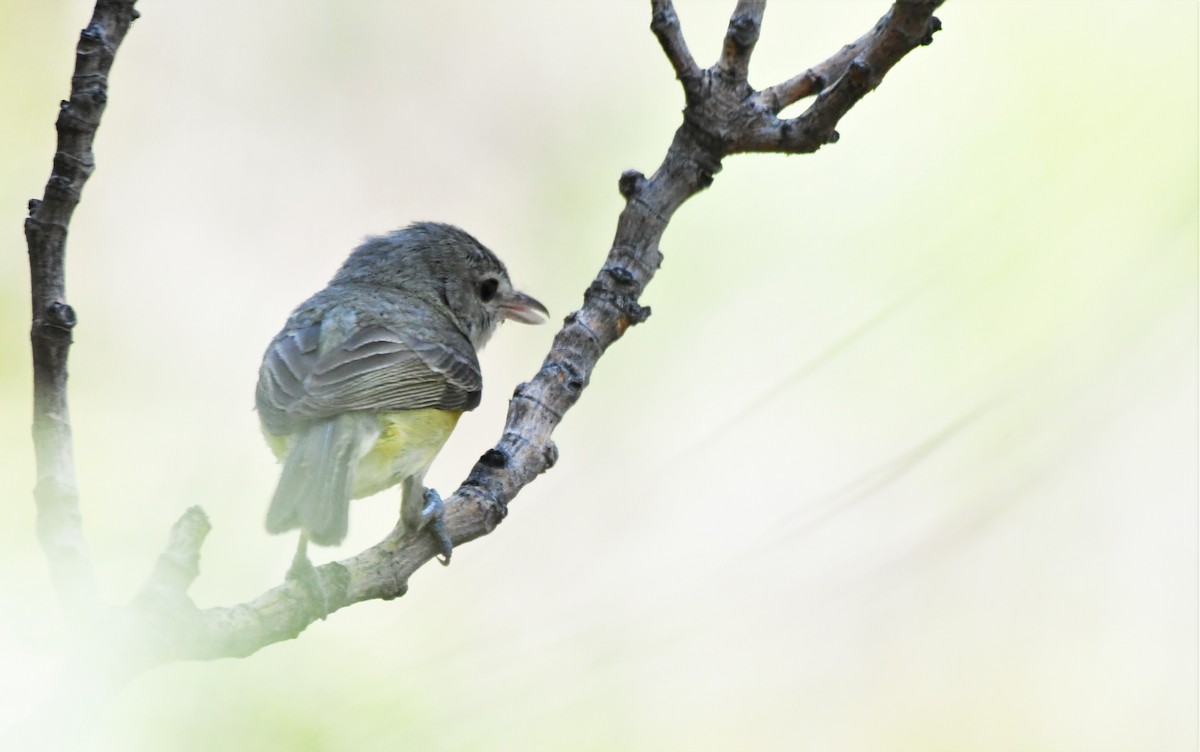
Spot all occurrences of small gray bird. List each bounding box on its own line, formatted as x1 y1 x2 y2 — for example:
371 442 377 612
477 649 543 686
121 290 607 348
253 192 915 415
256 222 547 564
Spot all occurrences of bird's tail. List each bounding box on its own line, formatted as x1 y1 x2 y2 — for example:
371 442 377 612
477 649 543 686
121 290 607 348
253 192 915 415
266 414 377 546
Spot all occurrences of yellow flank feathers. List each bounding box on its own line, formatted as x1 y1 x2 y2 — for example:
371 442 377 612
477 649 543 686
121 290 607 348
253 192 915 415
353 409 462 499
263 431 289 462
264 409 462 501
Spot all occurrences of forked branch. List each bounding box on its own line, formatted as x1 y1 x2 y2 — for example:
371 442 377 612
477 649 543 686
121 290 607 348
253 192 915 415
25 0 943 669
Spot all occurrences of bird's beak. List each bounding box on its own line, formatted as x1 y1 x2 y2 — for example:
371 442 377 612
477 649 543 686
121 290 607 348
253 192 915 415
498 289 549 325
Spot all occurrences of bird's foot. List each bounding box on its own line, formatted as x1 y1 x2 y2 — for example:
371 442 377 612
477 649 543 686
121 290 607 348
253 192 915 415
419 488 454 566
286 535 330 619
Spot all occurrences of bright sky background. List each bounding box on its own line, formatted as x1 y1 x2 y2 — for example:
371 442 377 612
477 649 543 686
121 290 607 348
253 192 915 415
1 2 1196 751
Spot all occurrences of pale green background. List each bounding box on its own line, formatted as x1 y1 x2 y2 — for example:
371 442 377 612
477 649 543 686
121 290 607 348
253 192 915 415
1 2 1196 751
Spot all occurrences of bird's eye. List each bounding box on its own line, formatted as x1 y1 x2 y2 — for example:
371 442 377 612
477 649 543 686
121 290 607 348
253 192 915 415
478 278 499 303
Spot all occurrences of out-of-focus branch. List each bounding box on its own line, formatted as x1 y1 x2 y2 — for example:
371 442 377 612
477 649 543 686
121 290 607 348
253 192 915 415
25 0 141 620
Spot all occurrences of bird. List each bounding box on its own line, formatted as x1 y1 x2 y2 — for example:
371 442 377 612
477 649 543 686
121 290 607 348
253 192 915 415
255 222 547 571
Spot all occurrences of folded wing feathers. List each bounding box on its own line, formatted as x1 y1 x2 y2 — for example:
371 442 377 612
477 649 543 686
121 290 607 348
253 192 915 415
258 322 482 432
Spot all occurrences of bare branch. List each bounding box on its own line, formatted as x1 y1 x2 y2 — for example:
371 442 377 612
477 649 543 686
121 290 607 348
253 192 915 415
25 0 141 620
650 0 702 94
157 0 944 659
24 0 944 671
756 68 825 115
139 507 211 599
778 1 943 152
737 0 944 154
753 2 941 115
717 0 766 82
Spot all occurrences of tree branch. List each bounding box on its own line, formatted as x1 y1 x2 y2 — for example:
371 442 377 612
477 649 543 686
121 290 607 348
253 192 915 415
718 0 766 83
153 0 943 662
650 0 702 95
744 0 944 153
755 3 938 115
26 0 943 669
25 0 141 621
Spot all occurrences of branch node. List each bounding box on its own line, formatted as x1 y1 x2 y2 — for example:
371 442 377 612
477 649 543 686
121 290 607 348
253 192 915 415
727 14 760 52
649 6 674 34
140 506 211 602
618 304 651 334
650 6 676 37
558 360 586 393
45 302 78 332
478 448 509 469
543 441 559 469
718 0 765 80
605 264 636 286
921 16 943 45
618 169 646 199
584 285 649 338
79 23 103 44
848 57 872 86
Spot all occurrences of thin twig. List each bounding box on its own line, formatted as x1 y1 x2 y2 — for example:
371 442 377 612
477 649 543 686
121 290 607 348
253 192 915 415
775 1 943 153
718 0 766 82
650 0 702 93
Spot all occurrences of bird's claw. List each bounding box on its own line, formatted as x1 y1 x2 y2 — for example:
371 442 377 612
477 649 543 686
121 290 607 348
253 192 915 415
420 488 454 566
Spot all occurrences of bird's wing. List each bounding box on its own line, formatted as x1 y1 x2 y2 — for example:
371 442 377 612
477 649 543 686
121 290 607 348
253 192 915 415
256 321 481 434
